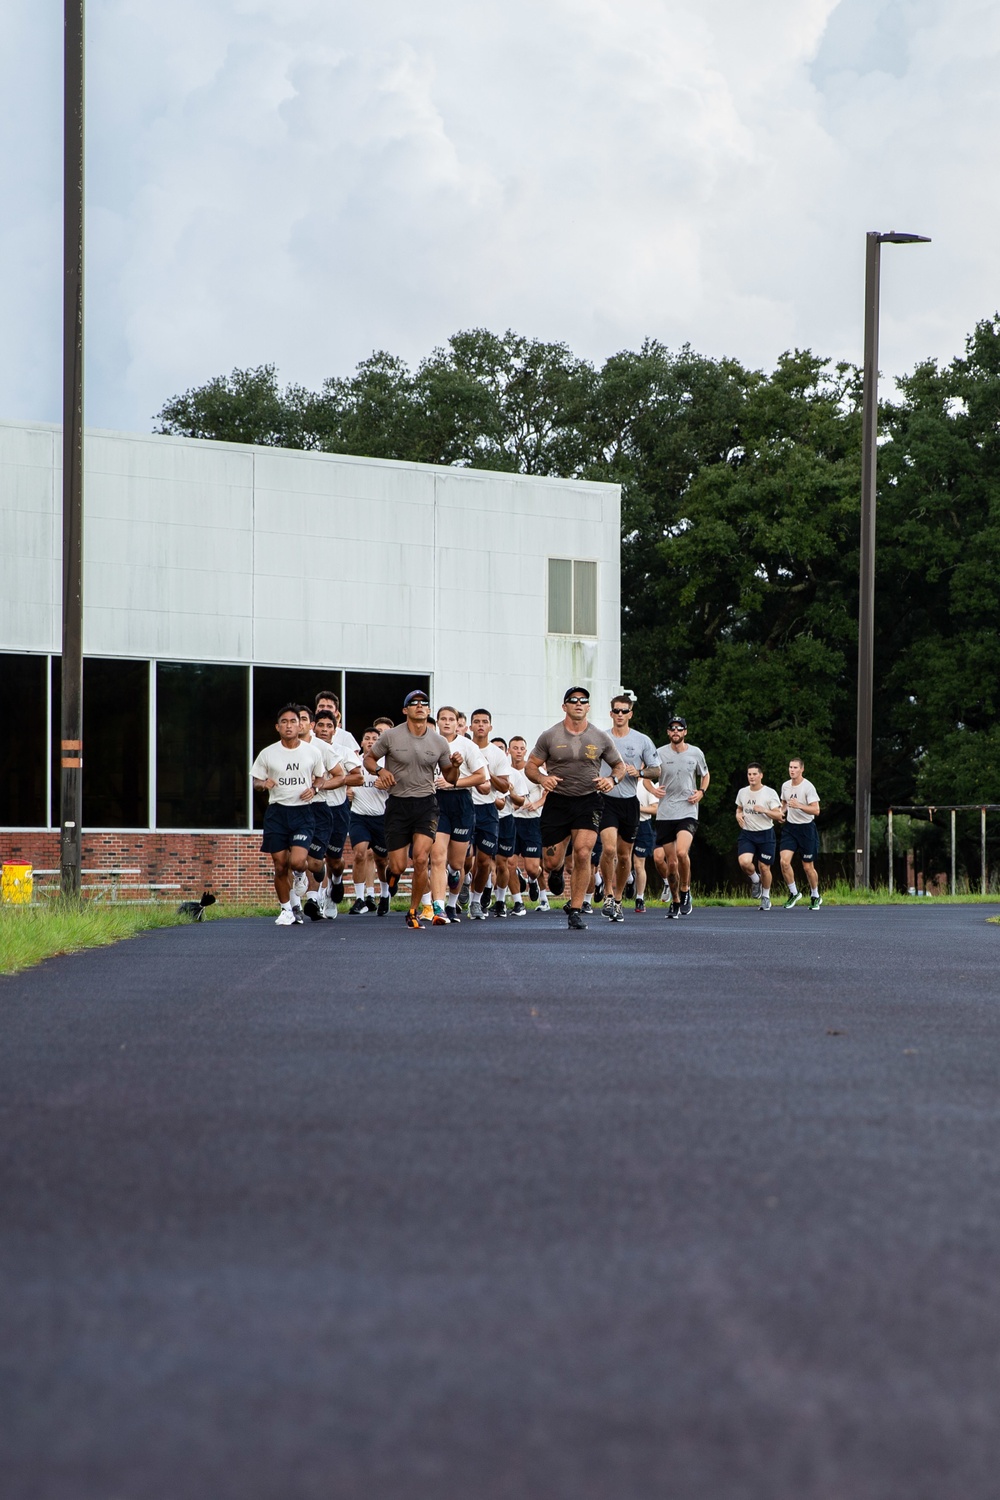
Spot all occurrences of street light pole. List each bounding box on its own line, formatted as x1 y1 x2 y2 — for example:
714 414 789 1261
854 230 930 889
61 0 85 898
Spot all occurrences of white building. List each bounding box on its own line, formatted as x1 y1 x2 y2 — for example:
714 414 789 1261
1 419 621 835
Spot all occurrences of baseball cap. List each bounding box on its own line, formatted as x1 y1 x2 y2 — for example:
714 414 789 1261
668 715 687 729
563 686 590 703
403 689 430 708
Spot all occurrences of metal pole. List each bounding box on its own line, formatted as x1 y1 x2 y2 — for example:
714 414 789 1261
60 0 85 898
950 808 956 896
982 807 987 896
854 232 881 888
887 808 893 894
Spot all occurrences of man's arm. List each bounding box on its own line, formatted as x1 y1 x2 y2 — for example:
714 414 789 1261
527 754 561 792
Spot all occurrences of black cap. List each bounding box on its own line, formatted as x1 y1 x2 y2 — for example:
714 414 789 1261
668 716 687 729
403 689 430 708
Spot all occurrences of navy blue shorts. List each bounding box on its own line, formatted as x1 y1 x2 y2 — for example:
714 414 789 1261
738 828 776 865
633 818 655 859
436 789 474 842
326 802 351 858
308 803 335 861
513 817 542 859
498 814 516 857
780 821 819 861
472 803 500 857
261 802 315 854
348 811 388 858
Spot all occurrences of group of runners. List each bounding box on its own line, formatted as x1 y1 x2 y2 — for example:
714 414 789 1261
251 685 823 929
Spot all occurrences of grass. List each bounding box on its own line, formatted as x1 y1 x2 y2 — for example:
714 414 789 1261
0 899 190 976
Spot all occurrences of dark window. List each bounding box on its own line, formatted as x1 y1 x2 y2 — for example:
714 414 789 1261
252 668 344 828
49 657 150 827
0 653 47 826
156 663 248 828
344 671 430 742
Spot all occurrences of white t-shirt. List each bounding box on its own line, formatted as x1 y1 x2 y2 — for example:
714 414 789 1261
439 738 488 792
471 742 512 806
510 766 543 819
326 749 363 807
251 739 326 807
352 762 388 817
637 781 659 821
781 778 820 825
305 736 339 805
736 785 782 832
332 726 361 755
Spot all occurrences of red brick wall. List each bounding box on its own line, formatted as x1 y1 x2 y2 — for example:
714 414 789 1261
0 832 297 903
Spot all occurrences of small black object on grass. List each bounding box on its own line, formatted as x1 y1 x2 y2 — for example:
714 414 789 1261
177 890 217 922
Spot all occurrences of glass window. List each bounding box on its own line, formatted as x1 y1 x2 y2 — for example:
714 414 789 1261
49 657 150 827
252 668 344 829
548 558 573 634
344 671 430 743
156 663 248 828
0 653 47 827
573 560 598 636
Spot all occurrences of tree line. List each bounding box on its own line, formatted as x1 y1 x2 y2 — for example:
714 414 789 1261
155 320 1000 868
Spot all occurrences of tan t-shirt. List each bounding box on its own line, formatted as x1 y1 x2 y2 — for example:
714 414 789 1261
370 724 455 799
530 722 622 798
736 785 782 831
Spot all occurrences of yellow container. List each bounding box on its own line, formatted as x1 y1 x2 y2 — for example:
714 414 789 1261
1 863 33 904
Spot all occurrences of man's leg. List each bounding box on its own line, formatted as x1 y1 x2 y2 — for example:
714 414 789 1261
633 850 648 899
675 830 694 892
598 825 618 896
542 836 570 896
780 847 796 891
738 852 760 890
409 833 434 912
430 831 450 906
271 850 291 905
570 829 598 908
613 834 633 900
352 840 371 901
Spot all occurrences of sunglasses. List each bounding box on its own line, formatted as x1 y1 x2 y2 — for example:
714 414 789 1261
611 707 631 714
565 697 589 706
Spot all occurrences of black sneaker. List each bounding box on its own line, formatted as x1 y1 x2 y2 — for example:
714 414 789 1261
511 901 526 917
330 880 345 904
482 886 492 910
566 906 587 931
364 895 378 913
528 879 539 903
679 890 693 917
291 905 305 925
665 902 681 919
594 879 605 904
624 875 636 900
387 872 400 897
348 898 367 916
548 867 565 896
304 896 323 922
445 905 461 924
492 900 508 918
581 900 594 915
376 895 390 917
634 896 646 913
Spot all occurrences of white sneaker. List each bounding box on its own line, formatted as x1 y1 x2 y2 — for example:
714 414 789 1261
275 908 296 926
292 871 308 899
537 894 550 911
322 901 338 919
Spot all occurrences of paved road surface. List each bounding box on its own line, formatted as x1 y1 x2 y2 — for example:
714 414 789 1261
3 905 1000 1499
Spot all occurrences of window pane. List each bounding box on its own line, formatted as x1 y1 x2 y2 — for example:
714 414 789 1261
548 558 573 634
344 671 429 743
573 560 598 636
252 668 344 829
84 659 148 826
0 654 47 826
157 663 248 828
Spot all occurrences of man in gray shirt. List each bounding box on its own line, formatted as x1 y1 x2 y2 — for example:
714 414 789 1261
527 686 626 930
597 695 661 923
648 716 709 919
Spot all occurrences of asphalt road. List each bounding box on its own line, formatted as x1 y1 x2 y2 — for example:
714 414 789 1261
3 903 1000 1500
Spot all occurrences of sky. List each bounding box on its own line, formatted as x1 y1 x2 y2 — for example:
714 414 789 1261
2 0 999 433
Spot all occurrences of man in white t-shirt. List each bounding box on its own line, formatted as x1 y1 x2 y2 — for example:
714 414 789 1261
780 757 822 910
508 736 545 916
735 762 784 912
251 704 328 926
348 726 391 916
468 709 511 921
432 706 490 921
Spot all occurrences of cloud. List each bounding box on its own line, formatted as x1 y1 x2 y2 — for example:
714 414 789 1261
2 0 998 431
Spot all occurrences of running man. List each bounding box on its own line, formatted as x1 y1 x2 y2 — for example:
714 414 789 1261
632 776 659 912
252 705 327 926
780 757 822 910
527 687 626 930
508 736 545 916
468 710 511 921
365 690 462 928
303 709 352 919
650 716 709 919
736 763 784 911
348 727 391 915
304 705 363 912
432 706 490 922
598 695 661 922
491 735 525 917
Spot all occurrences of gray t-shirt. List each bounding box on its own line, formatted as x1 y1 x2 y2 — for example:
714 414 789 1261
780 778 819 825
370 724 454 800
736 785 782 831
531 722 622 799
601 729 660 800
655 743 709 820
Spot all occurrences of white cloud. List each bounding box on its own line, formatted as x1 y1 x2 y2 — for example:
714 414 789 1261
1 0 998 431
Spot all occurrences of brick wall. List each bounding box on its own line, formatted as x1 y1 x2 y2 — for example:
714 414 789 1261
0 832 295 903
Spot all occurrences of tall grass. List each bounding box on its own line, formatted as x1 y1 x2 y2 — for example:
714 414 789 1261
0 900 190 976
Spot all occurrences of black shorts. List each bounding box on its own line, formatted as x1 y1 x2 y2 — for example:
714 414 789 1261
540 792 603 850
260 802 315 854
655 817 700 847
780 822 819 861
326 802 351 858
599 796 641 844
348 811 388 858
634 818 655 859
384 794 439 851
308 803 335 860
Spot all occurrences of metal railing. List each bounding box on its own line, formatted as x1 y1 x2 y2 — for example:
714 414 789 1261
885 805 1000 895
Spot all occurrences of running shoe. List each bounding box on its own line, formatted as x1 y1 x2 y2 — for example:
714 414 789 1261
304 896 323 922
387 872 401 897
528 879 539 903
376 895 390 917
458 885 471 912
566 906 587 931
291 906 304 925
275 908 296 926
548 867 565 896
536 894 550 911
602 896 616 919
481 886 492 910
594 879 604 904
624 876 636 900
809 894 823 910
784 892 803 909
445 905 461 923
634 896 646 914
431 903 451 925
665 902 681 919
469 898 486 920
679 890 693 917
330 881 345 904
581 900 594 915
511 901 527 916
405 909 423 929
364 895 378 913
292 871 308 899
321 902 338 920
420 904 434 924
492 900 508 918
760 895 772 912
611 901 625 923
348 898 368 916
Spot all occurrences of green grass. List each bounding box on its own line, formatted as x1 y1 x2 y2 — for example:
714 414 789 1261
0 900 190 976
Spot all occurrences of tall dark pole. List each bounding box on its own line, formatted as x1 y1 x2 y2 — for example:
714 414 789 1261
61 0 85 898
853 230 930 889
